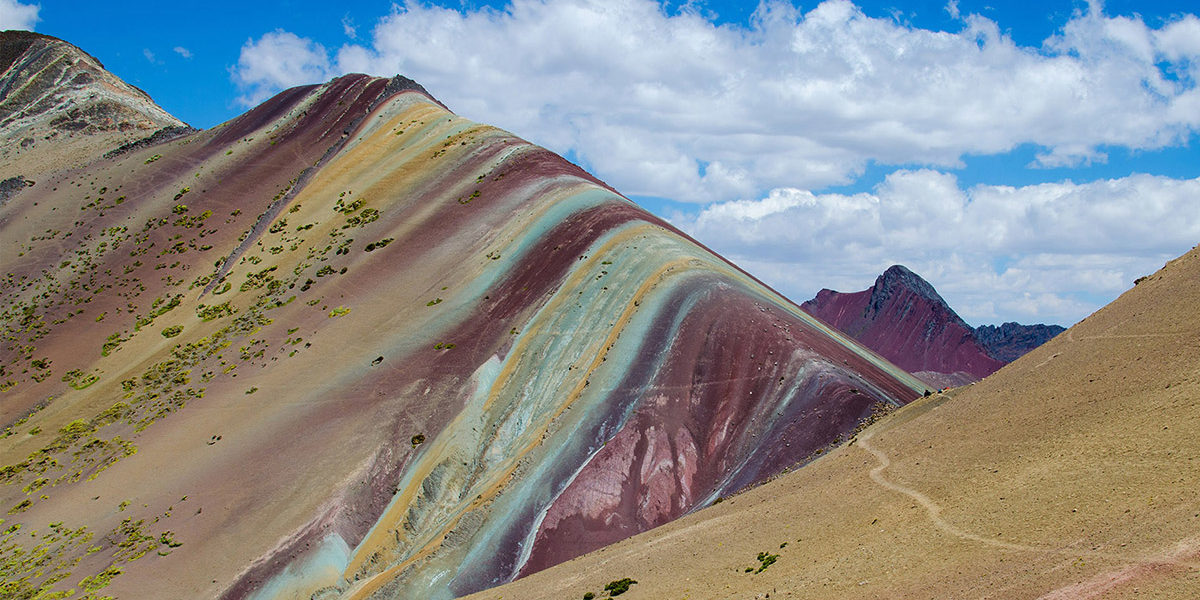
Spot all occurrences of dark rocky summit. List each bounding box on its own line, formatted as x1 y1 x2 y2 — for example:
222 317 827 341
803 265 1062 383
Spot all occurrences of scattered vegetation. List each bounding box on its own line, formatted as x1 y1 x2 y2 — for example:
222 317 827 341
604 578 638 596
196 302 236 321
61 369 99 390
746 551 779 574
343 207 380 228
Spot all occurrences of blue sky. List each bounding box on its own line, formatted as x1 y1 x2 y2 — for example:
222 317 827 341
25 1 1198 130
6 1 1200 326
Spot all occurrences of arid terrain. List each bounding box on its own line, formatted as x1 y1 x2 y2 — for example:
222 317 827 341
466 245 1200 599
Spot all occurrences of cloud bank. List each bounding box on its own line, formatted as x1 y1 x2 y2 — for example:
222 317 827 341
232 30 330 107
679 171 1200 324
232 0 1200 200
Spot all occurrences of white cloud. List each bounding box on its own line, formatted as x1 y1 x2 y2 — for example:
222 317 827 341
945 1 960 20
677 171 1200 325
174 46 193 59
343 15 357 39
230 30 332 107
143 48 159 64
230 0 1200 204
0 0 39 31
226 1 1200 324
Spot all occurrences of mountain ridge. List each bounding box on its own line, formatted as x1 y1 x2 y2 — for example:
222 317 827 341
802 265 1065 385
975 320 1066 362
0 32 923 600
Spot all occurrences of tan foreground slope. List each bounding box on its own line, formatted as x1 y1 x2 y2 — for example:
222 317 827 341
469 245 1200 599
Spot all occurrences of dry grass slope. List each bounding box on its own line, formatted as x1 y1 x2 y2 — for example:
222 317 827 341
467 244 1200 600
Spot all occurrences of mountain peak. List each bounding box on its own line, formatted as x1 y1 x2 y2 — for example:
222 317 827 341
873 265 947 306
0 30 65 73
804 265 1065 383
0 30 184 178
865 264 970 331
803 265 1004 380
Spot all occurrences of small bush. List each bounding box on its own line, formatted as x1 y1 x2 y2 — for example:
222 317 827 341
364 238 394 252
197 302 236 321
604 578 637 596
752 552 779 574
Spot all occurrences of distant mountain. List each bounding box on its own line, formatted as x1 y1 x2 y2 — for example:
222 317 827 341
801 265 1062 385
802 265 1004 381
975 322 1066 362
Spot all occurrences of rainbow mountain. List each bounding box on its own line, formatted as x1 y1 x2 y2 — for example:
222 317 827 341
0 33 923 599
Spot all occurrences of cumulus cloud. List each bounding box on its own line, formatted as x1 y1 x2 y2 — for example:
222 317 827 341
232 0 1200 202
174 46 192 59
0 0 39 31
231 30 332 107
678 171 1200 325
226 1 1200 324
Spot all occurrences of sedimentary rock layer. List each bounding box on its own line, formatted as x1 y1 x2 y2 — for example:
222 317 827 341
0 39 923 600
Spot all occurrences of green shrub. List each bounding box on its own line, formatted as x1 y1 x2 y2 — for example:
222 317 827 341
364 238 394 252
752 552 779 574
604 578 637 596
197 302 236 321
